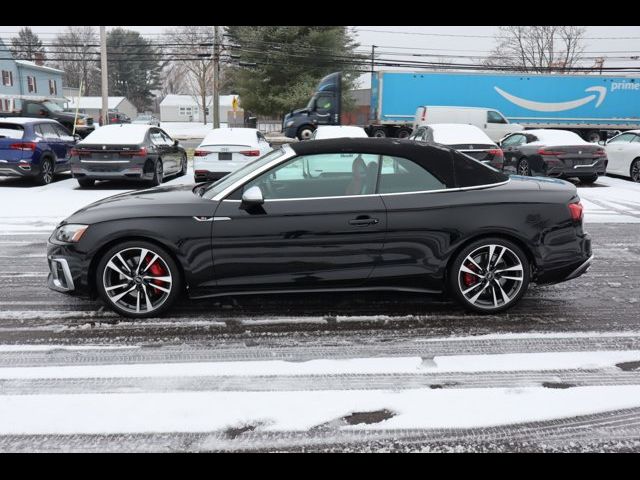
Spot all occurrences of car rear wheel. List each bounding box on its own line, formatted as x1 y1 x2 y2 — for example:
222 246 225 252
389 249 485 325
371 128 387 138
517 158 531 176
77 178 95 188
631 159 640 183
95 241 182 318
35 158 54 185
581 174 598 185
149 159 163 186
449 238 530 314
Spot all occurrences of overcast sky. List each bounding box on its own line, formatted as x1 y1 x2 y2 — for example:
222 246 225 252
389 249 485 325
2 25 639 87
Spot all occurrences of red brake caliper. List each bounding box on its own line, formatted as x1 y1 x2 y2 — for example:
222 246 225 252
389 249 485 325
147 257 166 294
463 261 478 288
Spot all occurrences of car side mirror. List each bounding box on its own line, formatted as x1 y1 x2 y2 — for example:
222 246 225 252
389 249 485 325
174 139 179 146
73 134 81 142
598 140 606 146
241 186 264 209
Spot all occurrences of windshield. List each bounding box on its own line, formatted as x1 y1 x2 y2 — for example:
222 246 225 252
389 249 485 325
305 96 316 110
201 148 286 199
43 101 64 112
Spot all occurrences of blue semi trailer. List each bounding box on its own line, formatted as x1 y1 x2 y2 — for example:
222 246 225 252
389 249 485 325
284 71 640 142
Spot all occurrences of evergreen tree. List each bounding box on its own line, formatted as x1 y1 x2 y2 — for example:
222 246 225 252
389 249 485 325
11 27 45 62
107 28 162 111
224 26 365 117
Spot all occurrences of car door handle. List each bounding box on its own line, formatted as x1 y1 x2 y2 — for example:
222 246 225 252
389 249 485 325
349 217 379 226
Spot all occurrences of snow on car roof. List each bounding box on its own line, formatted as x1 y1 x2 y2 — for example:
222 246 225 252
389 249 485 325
314 126 368 139
0 117 59 125
78 124 152 145
428 124 495 145
200 128 259 146
525 129 589 145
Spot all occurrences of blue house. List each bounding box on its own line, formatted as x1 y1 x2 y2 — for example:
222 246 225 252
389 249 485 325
0 38 65 114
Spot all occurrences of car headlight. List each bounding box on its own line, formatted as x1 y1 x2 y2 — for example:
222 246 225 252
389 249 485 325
285 120 294 127
52 224 89 243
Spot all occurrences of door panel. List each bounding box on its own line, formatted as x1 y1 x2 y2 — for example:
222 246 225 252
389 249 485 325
210 196 387 291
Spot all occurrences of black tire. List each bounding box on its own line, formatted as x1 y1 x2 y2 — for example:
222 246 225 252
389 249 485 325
581 174 598 185
149 159 164 186
371 128 387 138
95 240 182 319
517 158 531 176
586 130 601 143
77 178 95 188
296 125 315 141
35 157 54 185
396 128 412 139
178 154 187 177
631 158 640 183
449 237 530 314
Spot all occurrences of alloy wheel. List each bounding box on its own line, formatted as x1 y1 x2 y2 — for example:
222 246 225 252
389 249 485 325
41 160 53 184
518 159 531 176
102 247 173 314
457 244 525 310
632 160 640 183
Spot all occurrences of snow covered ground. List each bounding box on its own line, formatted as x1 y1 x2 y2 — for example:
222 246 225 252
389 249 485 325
1 335 640 438
0 172 637 235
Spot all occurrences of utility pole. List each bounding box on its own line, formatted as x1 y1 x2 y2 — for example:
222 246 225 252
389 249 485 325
371 45 376 81
212 25 220 129
100 26 108 127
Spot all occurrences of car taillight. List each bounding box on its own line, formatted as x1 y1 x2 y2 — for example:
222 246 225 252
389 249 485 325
538 148 564 156
193 150 209 156
240 150 260 156
568 201 584 222
119 147 148 157
594 149 607 157
10 142 36 151
488 148 504 158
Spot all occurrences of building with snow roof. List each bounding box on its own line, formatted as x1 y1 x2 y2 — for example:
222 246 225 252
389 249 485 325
159 94 242 123
64 96 138 120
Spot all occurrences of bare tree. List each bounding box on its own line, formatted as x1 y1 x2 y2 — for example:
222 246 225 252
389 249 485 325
166 26 216 124
485 26 586 73
159 62 189 97
52 26 101 95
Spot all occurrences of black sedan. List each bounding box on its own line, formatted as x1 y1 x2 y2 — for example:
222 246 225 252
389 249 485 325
70 124 188 188
47 138 592 318
499 129 607 184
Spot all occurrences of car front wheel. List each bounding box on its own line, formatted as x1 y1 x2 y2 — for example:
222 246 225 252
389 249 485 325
449 238 530 314
517 158 531 176
631 158 640 183
95 241 182 318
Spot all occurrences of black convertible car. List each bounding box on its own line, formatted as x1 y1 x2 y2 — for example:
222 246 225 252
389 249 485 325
47 138 592 318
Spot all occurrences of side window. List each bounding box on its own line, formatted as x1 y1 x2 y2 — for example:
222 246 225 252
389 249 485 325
608 133 635 144
315 95 332 114
150 130 165 145
26 103 43 115
632 135 640 143
53 124 74 141
38 123 60 140
378 156 446 194
243 153 380 199
487 110 507 124
501 134 524 147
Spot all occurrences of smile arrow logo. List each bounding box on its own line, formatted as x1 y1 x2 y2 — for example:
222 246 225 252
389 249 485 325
494 86 607 112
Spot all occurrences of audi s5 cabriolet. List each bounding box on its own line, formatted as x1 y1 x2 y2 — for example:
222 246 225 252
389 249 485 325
47 138 593 318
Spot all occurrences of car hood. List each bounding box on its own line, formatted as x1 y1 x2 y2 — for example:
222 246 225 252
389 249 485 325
63 184 218 225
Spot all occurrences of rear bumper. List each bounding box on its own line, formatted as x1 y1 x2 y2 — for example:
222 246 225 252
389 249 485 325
0 164 33 177
194 170 229 182
545 159 607 177
71 157 154 181
535 232 593 284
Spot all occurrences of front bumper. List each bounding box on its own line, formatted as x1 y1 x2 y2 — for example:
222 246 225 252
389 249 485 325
46 241 92 296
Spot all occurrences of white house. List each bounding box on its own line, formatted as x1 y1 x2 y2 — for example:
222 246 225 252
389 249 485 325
64 96 138 120
159 94 241 123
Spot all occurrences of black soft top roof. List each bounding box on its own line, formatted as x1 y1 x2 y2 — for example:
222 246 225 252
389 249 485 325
289 138 507 188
